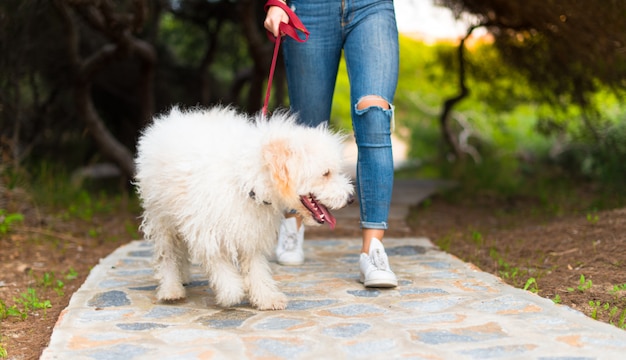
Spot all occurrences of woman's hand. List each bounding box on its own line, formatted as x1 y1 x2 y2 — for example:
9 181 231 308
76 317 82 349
264 1 289 38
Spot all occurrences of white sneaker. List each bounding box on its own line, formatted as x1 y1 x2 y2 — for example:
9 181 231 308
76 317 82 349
276 217 304 266
359 237 398 288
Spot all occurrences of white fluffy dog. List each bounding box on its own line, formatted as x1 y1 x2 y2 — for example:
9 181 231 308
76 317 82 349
134 106 354 310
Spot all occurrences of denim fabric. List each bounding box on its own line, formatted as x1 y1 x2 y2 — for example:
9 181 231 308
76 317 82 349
283 0 399 229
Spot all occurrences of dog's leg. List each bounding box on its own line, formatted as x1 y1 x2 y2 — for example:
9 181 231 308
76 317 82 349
153 230 187 301
205 256 246 308
177 237 192 285
242 254 288 310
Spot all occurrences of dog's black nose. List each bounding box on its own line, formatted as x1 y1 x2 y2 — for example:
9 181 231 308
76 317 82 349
347 194 355 205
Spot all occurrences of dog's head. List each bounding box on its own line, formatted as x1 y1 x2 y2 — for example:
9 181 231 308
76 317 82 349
258 114 354 229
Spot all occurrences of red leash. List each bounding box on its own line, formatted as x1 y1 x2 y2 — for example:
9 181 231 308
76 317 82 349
262 0 309 117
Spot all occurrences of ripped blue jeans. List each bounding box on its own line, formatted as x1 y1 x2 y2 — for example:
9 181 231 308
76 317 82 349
283 0 399 229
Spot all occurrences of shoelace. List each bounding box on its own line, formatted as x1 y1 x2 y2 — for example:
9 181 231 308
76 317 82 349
282 232 298 251
371 249 388 270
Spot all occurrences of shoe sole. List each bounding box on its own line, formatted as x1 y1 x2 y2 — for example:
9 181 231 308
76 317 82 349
360 275 398 288
277 260 304 266
364 280 398 288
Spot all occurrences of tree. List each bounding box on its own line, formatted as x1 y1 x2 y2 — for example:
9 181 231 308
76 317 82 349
435 0 626 157
0 0 277 179
53 0 156 178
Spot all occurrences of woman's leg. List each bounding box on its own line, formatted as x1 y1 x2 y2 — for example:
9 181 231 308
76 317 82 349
283 0 343 126
276 0 345 265
344 0 398 240
344 0 399 286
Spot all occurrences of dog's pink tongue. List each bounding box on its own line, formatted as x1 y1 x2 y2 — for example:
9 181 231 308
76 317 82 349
320 204 337 230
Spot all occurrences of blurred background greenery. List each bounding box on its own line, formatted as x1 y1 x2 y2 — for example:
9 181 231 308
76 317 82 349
1 0 626 208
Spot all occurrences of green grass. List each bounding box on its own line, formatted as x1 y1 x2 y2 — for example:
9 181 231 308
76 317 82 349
523 277 539 294
489 248 517 281
0 269 79 322
588 300 626 328
0 288 51 321
471 230 484 247
4 160 142 244
0 338 7 358
435 229 551 294
567 274 593 293
611 283 626 293
586 211 599 224
434 234 453 253
32 269 78 297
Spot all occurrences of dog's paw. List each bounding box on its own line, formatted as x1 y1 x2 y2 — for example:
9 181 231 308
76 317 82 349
253 292 288 311
156 283 186 302
215 287 246 308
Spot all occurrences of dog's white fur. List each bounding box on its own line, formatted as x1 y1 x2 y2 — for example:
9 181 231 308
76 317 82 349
134 106 354 310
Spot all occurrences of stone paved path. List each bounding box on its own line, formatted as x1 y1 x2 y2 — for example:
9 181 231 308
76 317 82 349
42 236 626 359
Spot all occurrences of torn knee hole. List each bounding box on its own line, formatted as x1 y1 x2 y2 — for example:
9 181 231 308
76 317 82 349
356 96 390 110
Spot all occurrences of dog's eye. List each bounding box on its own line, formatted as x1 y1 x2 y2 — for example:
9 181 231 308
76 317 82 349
323 170 330 177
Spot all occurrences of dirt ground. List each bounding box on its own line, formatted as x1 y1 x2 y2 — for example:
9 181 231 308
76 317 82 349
1 186 626 359
408 190 626 332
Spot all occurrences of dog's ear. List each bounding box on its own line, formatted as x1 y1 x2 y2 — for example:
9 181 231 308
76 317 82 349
263 138 293 197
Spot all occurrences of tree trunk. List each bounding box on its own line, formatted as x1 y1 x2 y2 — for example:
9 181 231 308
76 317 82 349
238 0 272 113
439 24 482 160
53 0 156 178
76 80 136 177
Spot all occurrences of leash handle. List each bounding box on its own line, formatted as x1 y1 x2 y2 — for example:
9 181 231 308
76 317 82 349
262 0 309 117
264 0 309 43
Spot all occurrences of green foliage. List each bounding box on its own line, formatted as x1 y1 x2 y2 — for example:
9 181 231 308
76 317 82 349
567 274 593 292
439 0 626 109
471 230 483 247
125 220 141 240
62 190 117 222
65 268 79 281
611 284 626 294
157 12 253 105
17 288 51 315
586 211 599 225
0 269 79 324
523 277 539 293
0 299 25 320
149 18 626 196
486 247 550 290
578 274 593 292
489 248 520 282
0 288 51 321
0 210 23 234
32 270 72 297
557 119 626 189
620 310 626 329
22 161 136 223
435 235 453 252
588 300 626 328
158 13 208 67
6 158 140 250
386 34 626 196
589 300 602 320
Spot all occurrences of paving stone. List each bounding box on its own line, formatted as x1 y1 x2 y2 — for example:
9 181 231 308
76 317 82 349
87 290 131 308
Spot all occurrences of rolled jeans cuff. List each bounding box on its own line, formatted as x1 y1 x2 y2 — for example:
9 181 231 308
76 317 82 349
360 221 388 230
